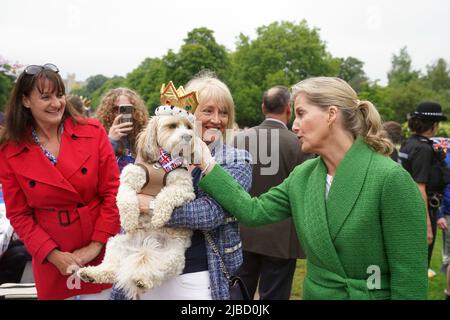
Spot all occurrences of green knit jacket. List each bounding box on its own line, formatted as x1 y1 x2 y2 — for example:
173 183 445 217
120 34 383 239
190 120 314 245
199 138 428 300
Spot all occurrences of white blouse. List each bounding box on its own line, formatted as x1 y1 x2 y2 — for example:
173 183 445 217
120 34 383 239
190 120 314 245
325 174 334 199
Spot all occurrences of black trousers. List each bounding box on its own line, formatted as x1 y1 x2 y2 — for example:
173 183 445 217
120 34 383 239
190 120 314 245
428 208 438 267
0 240 31 284
236 250 297 300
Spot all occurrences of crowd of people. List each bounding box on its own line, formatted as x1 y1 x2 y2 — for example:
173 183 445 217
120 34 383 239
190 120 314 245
0 63 449 300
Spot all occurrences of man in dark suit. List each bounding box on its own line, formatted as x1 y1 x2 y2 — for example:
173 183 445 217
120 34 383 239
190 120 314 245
234 85 310 300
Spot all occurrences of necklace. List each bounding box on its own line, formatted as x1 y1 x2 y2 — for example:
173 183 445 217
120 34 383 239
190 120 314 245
31 125 65 166
40 132 61 148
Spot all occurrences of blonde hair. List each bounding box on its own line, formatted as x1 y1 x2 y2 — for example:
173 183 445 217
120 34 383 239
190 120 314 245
95 87 149 156
185 71 235 143
291 77 393 156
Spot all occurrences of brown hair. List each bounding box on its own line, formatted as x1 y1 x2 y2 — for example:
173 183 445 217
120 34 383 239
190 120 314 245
291 77 393 156
66 95 84 114
0 68 80 145
407 117 436 135
95 88 149 156
383 121 403 145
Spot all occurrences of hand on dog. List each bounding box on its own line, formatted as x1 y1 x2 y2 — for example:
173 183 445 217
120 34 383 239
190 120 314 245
109 115 133 141
195 137 216 175
138 194 154 215
72 241 104 266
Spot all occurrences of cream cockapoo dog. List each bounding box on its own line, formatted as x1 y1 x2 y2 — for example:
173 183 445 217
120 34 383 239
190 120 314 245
78 114 199 299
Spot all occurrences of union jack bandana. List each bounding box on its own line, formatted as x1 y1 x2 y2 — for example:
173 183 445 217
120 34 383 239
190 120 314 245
158 149 184 173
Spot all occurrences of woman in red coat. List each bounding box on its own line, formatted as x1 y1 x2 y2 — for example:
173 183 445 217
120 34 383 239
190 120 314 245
0 64 121 299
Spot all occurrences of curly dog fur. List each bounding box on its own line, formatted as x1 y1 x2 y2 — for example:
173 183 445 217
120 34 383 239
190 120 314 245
78 115 198 299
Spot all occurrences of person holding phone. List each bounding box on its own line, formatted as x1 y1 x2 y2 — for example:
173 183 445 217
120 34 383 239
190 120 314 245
96 88 149 171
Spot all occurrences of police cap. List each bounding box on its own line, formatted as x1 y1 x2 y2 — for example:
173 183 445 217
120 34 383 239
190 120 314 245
410 101 447 122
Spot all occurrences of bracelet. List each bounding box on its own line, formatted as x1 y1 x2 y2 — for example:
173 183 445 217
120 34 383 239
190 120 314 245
201 159 214 175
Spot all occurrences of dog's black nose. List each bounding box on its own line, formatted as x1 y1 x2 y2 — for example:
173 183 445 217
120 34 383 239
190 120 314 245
182 134 192 142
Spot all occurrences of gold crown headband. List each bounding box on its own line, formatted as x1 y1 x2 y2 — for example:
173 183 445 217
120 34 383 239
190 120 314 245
160 81 199 113
155 81 199 123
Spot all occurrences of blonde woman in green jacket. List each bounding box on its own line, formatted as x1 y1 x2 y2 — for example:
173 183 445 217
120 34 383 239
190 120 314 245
195 77 428 300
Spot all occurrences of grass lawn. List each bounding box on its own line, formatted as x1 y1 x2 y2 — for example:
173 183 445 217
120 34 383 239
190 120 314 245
290 231 447 300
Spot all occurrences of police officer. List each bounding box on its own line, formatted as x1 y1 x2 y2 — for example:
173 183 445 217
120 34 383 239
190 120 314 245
399 101 448 268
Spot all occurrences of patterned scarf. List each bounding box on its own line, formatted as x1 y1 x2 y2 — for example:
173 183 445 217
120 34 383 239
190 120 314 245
158 149 183 173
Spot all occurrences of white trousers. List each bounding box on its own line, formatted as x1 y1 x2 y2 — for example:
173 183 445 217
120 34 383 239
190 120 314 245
140 271 212 300
65 288 112 300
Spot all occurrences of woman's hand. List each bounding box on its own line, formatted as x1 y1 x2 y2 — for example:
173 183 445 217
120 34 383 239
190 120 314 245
108 115 133 141
437 217 448 231
137 194 155 214
72 241 104 266
195 137 216 175
46 249 83 276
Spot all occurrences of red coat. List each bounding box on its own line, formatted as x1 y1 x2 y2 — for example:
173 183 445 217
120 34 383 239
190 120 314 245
0 118 120 300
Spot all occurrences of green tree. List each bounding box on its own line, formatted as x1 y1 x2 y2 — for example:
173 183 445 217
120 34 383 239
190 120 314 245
126 57 168 113
85 74 109 95
89 76 127 109
230 20 340 127
163 27 230 86
0 72 14 112
384 79 447 122
387 47 420 86
426 58 450 92
338 57 368 93
71 74 109 98
358 81 394 121
0 62 16 112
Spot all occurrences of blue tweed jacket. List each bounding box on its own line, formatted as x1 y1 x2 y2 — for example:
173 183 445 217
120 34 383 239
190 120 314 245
111 143 252 300
167 143 252 300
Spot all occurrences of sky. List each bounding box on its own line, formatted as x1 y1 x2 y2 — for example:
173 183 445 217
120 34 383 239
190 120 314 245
1 0 449 85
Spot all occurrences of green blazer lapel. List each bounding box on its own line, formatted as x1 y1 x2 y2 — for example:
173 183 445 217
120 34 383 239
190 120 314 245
302 159 344 274
326 137 373 241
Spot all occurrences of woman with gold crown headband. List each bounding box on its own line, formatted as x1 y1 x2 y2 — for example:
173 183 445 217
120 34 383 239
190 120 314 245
112 72 252 300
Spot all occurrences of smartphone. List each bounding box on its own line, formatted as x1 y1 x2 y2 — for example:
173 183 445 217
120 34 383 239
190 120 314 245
119 104 133 124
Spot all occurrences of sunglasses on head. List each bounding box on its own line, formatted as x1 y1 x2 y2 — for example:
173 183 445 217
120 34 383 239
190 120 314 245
24 63 59 75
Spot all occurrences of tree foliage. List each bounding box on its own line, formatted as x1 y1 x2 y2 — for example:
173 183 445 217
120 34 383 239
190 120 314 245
387 47 420 86
71 22 450 135
90 76 126 109
0 72 14 112
163 27 230 87
126 58 168 113
230 21 340 126
338 57 368 93
0 62 17 112
426 58 450 92
359 48 450 124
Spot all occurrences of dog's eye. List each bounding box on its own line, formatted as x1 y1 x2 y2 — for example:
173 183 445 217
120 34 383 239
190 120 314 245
169 123 177 129
186 124 193 130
